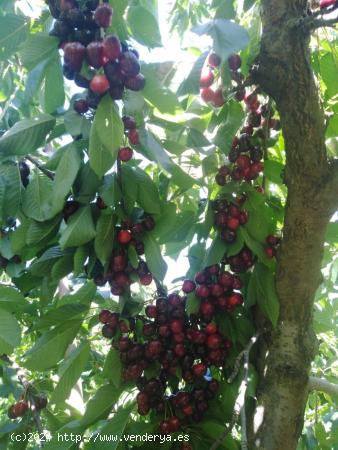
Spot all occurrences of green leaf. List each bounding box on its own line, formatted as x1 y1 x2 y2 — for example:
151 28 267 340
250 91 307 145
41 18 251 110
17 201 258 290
0 163 23 219
32 304 89 331
203 237 228 267
80 384 122 427
143 233 167 281
60 207 96 249
51 342 90 405
89 95 123 177
19 33 59 70
88 127 113 179
186 293 201 315
102 348 122 388
128 244 139 269
138 129 196 190
44 54 65 113
127 5 162 47
214 101 244 153
99 173 121 207
0 14 28 60
123 166 161 214
74 246 89 276
141 63 181 114
0 285 26 312
23 320 82 371
64 109 91 138
94 213 116 266
52 253 75 281
255 263 280 327
85 404 134 450
201 421 238 450
30 246 64 277
22 172 54 222
51 144 82 215
192 19 249 61
178 51 208 96
26 216 61 246
0 308 21 354
264 160 284 184
57 282 96 307
320 52 338 99
0 114 55 157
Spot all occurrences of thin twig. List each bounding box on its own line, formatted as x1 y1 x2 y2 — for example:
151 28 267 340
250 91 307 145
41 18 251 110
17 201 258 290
211 333 261 450
25 155 55 180
308 376 338 397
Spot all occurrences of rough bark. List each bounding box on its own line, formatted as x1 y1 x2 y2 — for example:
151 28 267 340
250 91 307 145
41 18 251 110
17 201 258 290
247 1 338 449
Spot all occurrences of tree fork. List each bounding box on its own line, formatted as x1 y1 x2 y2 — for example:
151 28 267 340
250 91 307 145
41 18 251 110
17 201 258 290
247 1 337 449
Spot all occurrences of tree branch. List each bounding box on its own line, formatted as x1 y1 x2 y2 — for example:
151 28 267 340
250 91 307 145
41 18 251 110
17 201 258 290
310 16 338 29
308 376 338 398
25 155 55 180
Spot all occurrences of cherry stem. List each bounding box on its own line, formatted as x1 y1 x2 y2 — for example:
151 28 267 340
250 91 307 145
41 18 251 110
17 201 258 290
25 155 55 180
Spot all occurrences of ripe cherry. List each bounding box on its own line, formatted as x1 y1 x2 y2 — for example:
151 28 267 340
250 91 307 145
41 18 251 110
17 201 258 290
124 74 146 91
145 305 157 318
63 42 86 72
192 362 207 377
218 271 234 287
170 320 183 334
102 35 122 61
207 334 222 349
228 54 241 71
208 53 221 68
266 235 280 246
140 273 153 285
119 51 141 77
227 217 240 231
159 420 171 434
118 146 133 161
212 88 225 107
74 99 89 114
200 70 214 88
182 279 196 293
117 230 132 244
265 246 275 258
182 404 194 416
200 87 215 103
128 129 140 145
94 3 113 28
205 322 218 335
195 285 210 298
98 309 111 324
236 155 251 170
90 75 110 95
86 41 104 68
168 416 180 432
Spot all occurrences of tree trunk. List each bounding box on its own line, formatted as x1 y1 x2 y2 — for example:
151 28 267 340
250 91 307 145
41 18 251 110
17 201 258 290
247 1 338 449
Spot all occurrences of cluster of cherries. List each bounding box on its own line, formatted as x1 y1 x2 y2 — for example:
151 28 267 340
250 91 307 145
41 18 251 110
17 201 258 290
264 235 281 259
93 213 156 293
223 246 255 273
47 0 145 125
199 53 225 107
98 262 245 433
212 196 248 244
8 395 48 420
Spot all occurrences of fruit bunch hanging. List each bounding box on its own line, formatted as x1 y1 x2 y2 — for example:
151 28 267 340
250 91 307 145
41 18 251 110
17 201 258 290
212 196 248 244
47 0 144 150
98 262 244 433
8 394 48 419
91 209 156 292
